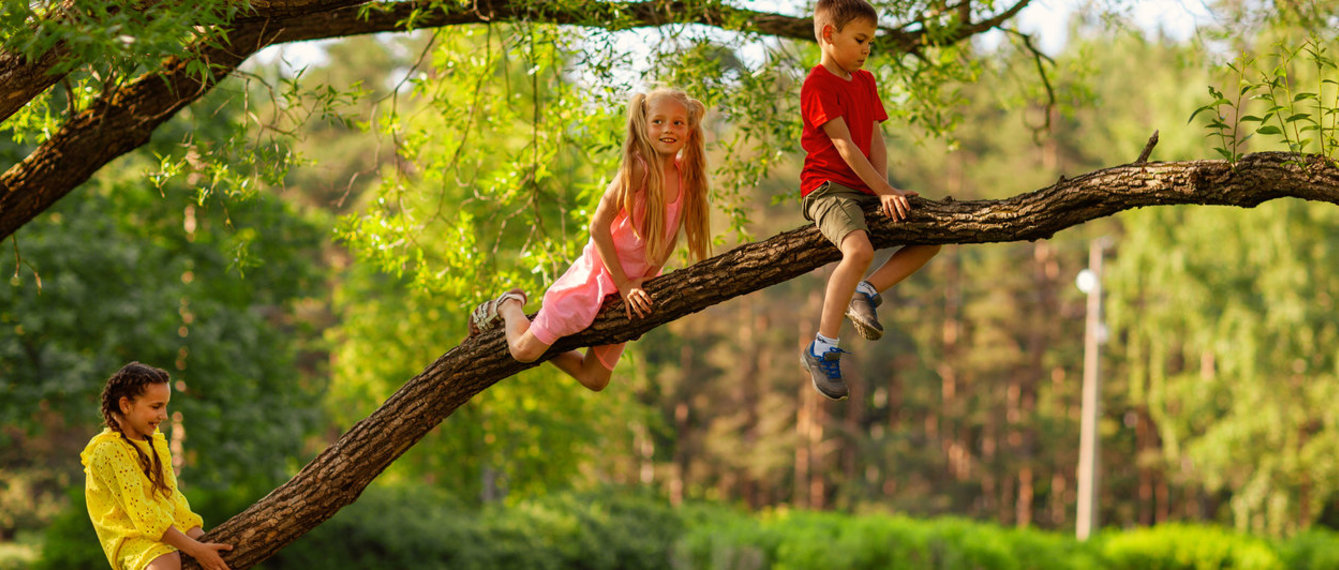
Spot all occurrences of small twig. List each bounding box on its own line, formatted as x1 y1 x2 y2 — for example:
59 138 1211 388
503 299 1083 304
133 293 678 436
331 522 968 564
1136 130 1160 163
60 77 77 117
1002 28 1057 139
10 234 42 293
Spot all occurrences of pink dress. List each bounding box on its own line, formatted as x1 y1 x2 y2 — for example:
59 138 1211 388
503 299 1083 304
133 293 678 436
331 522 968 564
529 163 684 370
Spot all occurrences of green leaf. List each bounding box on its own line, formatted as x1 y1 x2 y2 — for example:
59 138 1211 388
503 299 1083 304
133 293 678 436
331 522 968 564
1293 92 1317 102
1257 125 1283 135
1188 105 1217 124
1285 113 1312 123
1240 115 1265 123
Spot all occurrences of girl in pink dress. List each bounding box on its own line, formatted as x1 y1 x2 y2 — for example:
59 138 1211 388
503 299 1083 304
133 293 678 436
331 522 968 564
469 88 711 391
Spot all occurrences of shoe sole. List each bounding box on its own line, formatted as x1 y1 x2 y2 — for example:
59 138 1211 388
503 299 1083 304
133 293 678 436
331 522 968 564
800 352 849 401
846 309 884 341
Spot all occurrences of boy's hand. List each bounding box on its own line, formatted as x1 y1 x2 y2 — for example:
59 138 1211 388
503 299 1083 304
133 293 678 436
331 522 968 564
880 187 917 221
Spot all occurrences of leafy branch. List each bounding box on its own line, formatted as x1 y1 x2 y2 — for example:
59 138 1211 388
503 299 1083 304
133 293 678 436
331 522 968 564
1192 37 1339 168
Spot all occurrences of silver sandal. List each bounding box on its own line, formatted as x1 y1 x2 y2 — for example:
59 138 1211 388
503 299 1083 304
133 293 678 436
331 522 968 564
469 288 527 336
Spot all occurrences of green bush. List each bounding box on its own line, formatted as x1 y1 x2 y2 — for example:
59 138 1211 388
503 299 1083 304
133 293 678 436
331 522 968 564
266 485 496 570
670 505 771 570
1099 523 1284 570
33 484 1339 570
32 489 105 570
1277 528 1339 570
674 510 1104 570
266 485 686 570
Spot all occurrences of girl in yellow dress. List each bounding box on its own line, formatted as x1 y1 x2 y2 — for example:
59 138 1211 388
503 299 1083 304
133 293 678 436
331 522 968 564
81 362 232 570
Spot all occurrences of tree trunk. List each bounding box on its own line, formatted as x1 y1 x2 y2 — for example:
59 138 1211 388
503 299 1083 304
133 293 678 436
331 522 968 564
177 152 1339 568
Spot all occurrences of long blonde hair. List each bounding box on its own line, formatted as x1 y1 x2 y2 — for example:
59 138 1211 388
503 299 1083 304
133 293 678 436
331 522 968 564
616 88 711 264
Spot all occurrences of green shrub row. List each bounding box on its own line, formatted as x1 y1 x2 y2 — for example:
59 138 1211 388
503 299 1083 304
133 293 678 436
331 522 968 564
266 486 685 570
673 510 1100 570
33 484 1339 569
676 511 1339 570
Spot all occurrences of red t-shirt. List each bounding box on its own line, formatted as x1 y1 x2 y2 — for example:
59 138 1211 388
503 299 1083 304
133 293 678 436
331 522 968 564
799 65 889 197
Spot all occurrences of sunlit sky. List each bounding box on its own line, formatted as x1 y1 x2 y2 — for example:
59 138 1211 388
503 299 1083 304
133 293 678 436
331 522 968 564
989 0 1215 53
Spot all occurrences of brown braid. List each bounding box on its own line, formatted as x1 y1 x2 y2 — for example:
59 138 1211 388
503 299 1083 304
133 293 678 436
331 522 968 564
100 361 172 498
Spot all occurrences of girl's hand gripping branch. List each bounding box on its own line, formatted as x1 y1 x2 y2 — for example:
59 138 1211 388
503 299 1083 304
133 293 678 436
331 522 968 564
617 277 654 319
165 526 233 570
188 540 234 570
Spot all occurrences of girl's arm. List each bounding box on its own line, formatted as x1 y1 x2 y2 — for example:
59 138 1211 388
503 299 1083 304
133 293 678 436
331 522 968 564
160 525 233 570
590 172 652 320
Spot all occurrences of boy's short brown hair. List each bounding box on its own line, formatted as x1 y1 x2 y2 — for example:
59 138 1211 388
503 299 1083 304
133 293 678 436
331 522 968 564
814 0 879 42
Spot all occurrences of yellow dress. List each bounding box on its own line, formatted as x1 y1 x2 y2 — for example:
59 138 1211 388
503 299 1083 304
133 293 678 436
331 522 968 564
81 428 204 570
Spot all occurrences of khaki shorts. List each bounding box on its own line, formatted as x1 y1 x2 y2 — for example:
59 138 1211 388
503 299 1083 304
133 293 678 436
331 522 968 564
802 181 878 247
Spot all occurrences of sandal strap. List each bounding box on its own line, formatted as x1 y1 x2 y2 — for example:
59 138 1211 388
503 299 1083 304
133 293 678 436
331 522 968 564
470 288 527 334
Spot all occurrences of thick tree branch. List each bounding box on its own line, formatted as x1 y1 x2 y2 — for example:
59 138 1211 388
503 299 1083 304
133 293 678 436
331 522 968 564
0 26 281 242
251 0 816 43
0 0 361 122
882 0 1030 54
1 0 1024 239
182 151 1338 569
0 0 811 124
0 47 70 124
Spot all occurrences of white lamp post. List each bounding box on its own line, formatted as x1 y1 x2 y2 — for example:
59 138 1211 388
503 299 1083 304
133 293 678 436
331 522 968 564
1075 236 1111 540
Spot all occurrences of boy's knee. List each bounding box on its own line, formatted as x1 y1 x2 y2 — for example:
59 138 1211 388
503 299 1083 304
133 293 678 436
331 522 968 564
839 231 874 264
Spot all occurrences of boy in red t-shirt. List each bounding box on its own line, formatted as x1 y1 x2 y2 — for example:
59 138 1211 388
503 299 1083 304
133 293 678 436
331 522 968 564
799 0 941 400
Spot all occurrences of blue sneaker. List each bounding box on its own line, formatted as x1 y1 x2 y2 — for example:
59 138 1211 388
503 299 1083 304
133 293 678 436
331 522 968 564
801 341 849 400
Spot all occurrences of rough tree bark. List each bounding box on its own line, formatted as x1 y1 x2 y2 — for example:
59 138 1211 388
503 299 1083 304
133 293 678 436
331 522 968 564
179 151 1339 569
0 0 1029 240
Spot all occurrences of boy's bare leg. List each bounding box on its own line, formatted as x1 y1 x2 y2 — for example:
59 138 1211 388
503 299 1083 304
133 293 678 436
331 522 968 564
549 350 613 392
819 230 875 338
863 244 941 293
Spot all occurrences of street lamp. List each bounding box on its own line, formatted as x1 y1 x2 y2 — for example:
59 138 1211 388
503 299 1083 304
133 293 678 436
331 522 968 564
1076 236 1111 541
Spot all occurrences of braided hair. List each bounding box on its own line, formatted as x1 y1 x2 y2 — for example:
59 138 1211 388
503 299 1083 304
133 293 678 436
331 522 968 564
100 362 172 498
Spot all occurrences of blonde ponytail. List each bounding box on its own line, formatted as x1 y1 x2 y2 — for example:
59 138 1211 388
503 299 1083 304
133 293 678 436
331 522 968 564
614 89 711 264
